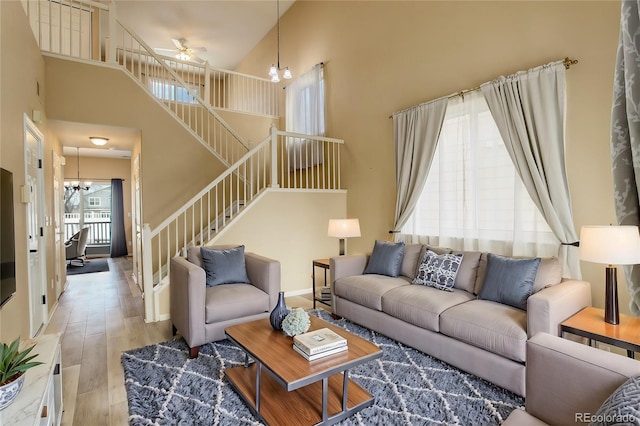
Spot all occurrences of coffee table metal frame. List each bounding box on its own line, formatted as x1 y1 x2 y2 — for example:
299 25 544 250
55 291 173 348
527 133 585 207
224 317 382 425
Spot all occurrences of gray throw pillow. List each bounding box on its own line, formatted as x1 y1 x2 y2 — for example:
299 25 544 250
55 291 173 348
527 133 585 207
477 253 540 311
590 376 640 426
412 250 463 291
363 240 405 277
200 245 251 287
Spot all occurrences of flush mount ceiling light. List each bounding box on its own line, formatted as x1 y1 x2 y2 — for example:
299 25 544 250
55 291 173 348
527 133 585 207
89 137 109 146
268 0 292 83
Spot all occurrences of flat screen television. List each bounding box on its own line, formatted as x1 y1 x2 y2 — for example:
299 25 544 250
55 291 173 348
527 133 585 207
1 167 16 308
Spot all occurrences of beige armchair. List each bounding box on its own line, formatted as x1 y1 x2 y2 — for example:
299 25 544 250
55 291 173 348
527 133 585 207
170 246 281 358
504 333 640 425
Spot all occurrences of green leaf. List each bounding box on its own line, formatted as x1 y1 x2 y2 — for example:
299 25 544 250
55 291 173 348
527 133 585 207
0 337 43 385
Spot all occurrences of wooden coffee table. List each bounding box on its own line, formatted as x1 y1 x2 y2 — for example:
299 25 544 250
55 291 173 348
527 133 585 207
224 316 382 425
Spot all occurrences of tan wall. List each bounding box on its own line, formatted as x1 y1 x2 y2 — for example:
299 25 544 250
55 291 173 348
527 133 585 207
236 1 627 314
213 190 347 294
155 189 347 317
43 57 227 229
64 155 133 254
216 110 276 147
0 0 61 342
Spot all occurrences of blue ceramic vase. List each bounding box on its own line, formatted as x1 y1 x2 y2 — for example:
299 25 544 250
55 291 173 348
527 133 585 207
269 291 290 331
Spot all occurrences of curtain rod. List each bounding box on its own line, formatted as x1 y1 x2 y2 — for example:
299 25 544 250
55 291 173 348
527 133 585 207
388 57 578 119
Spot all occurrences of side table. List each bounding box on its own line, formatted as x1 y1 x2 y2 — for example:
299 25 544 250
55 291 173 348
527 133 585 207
312 258 330 309
560 306 640 359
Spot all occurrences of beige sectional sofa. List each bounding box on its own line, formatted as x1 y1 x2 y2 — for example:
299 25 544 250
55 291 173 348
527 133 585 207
330 243 592 396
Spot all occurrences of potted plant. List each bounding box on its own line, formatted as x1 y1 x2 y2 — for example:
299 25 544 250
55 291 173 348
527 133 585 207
0 338 43 410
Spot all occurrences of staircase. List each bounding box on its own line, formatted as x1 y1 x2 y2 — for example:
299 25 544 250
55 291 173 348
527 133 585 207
22 0 345 322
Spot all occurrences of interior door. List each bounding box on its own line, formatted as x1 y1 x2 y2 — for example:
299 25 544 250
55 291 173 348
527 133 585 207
133 154 143 290
53 151 64 299
24 115 47 337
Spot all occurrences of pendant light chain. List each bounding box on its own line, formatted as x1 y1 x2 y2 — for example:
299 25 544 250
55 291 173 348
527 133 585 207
268 0 291 82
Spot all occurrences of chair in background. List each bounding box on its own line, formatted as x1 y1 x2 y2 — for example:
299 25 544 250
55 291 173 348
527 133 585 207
65 227 89 266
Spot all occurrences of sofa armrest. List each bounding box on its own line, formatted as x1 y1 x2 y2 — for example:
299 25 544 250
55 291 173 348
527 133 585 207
245 252 281 310
525 332 640 425
329 254 368 283
170 256 207 348
329 254 368 313
527 279 591 338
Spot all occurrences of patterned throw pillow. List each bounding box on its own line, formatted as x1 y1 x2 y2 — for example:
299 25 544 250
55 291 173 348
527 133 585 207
590 376 640 426
412 250 463 291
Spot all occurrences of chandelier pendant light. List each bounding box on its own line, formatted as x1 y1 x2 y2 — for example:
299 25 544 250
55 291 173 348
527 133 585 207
268 0 292 83
65 147 91 191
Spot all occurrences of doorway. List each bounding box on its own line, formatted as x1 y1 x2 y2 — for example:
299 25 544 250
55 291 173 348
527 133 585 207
64 181 113 257
24 114 47 338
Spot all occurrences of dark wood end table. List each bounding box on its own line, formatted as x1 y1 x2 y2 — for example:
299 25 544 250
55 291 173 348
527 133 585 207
560 306 640 359
313 258 331 309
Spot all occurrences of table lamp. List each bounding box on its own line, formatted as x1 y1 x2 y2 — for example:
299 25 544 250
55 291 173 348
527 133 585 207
328 219 361 255
579 225 640 325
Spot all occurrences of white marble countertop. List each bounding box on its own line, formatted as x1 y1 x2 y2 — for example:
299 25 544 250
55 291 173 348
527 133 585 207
0 333 61 426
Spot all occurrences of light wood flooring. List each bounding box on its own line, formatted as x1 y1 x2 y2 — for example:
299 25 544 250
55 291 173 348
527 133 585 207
44 257 314 425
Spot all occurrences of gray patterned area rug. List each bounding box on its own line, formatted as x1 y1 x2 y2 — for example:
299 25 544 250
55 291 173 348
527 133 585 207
122 310 524 425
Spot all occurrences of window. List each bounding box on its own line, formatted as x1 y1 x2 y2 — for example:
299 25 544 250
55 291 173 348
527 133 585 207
88 197 100 207
285 64 326 170
285 64 324 135
149 78 200 104
402 92 558 257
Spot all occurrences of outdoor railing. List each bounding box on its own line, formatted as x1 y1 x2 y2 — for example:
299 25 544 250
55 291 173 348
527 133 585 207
65 221 111 245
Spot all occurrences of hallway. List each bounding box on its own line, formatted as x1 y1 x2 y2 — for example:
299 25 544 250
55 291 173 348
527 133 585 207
45 257 172 425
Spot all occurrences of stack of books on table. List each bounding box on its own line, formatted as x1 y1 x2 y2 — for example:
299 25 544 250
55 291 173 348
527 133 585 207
320 286 332 300
293 328 348 361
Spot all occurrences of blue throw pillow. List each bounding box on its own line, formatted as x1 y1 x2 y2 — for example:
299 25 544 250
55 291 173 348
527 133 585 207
413 250 463 291
363 240 405 277
477 253 540 311
200 245 251 287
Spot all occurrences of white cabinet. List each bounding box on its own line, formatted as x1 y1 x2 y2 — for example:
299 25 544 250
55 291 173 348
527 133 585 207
0 334 62 426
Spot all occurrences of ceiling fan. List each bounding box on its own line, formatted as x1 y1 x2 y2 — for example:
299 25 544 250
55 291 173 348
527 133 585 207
154 38 207 64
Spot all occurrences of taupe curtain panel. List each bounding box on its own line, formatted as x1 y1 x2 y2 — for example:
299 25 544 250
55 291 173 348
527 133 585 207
481 62 580 279
392 98 448 232
393 61 580 279
611 1 640 315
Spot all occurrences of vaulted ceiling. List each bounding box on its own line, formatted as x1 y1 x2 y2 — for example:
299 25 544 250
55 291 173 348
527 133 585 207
58 0 294 158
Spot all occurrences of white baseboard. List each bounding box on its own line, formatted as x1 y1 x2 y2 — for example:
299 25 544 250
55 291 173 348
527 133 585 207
285 288 312 297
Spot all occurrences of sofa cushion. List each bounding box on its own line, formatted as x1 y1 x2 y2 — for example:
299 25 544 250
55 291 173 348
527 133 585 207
401 244 423 279
186 244 238 269
452 250 481 293
474 254 562 295
382 285 475 332
334 274 410 311
412 250 463 291
591 376 640 426
477 254 541 310
440 299 528 362
532 257 562 293
363 240 405 277
205 284 270 323
201 245 251 287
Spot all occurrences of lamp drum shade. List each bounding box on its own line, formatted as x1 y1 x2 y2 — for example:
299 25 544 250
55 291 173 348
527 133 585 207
579 225 640 265
328 219 361 238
